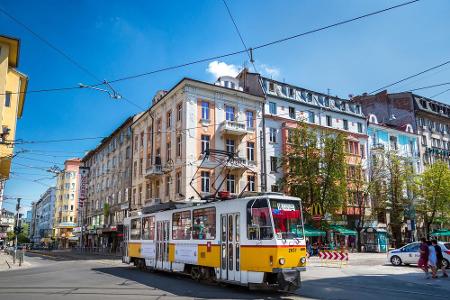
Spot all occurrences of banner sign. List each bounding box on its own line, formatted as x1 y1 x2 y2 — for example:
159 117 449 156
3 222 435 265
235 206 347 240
78 167 89 207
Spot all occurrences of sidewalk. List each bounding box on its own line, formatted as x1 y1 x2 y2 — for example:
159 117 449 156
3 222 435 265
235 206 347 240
0 251 32 272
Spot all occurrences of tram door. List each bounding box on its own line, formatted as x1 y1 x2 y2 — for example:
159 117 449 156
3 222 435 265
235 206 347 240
220 213 240 282
156 220 170 269
122 224 129 263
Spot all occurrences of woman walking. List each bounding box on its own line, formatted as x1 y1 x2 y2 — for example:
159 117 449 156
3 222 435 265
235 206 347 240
432 239 448 278
428 240 438 279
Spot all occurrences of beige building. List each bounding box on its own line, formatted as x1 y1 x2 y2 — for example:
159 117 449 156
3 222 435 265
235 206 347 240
0 35 28 209
53 158 81 248
131 76 265 211
82 117 134 250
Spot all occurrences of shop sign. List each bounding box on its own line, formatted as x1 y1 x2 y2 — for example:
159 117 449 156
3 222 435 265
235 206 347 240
110 226 117 232
78 167 89 207
73 227 82 233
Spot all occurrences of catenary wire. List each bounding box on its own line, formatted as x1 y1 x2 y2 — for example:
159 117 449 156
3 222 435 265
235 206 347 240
0 0 419 96
369 59 450 94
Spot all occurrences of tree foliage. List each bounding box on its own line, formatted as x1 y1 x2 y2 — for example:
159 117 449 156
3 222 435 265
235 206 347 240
369 150 418 247
417 161 450 237
280 121 347 219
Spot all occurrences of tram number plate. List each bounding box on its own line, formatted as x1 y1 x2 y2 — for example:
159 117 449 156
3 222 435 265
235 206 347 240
288 248 297 253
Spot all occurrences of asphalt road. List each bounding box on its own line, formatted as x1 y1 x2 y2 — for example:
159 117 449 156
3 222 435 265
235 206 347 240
0 252 449 300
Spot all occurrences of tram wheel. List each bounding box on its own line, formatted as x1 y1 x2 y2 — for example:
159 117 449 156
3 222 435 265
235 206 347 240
191 266 201 281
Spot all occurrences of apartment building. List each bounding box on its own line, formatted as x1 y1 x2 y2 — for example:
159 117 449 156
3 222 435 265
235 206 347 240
0 208 14 247
0 35 28 208
131 76 265 210
238 70 368 223
82 117 133 250
30 187 56 244
355 91 450 168
53 158 81 248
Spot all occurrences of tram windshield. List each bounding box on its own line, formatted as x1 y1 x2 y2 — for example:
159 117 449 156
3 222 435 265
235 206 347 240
269 199 304 239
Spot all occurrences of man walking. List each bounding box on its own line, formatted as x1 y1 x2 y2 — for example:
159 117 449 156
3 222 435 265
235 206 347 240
432 239 448 278
418 238 430 279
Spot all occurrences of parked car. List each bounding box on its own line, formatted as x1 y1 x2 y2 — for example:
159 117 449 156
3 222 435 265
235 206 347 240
388 241 450 268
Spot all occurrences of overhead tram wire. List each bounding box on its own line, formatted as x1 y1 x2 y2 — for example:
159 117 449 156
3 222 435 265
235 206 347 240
408 82 450 92
0 6 144 110
369 59 450 95
430 88 450 98
0 0 420 97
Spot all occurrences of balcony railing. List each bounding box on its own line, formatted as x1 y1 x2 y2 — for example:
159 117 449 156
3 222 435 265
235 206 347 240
221 120 252 135
145 165 163 177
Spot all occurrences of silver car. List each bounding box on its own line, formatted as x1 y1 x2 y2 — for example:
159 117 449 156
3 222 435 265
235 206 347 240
388 242 450 268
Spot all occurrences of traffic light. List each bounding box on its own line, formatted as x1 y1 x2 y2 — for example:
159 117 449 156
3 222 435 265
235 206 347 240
14 226 23 234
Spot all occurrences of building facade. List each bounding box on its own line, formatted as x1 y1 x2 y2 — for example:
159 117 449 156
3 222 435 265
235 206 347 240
0 35 28 208
82 117 133 251
130 77 264 211
0 208 14 247
238 70 368 229
30 187 56 244
355 91 450 168
53 159 81 248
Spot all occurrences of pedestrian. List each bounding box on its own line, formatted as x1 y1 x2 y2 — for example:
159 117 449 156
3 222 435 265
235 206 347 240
432 239 448 278
427 240 438 279
418 237 430 279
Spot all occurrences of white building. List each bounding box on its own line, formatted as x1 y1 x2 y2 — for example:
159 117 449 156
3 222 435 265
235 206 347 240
31 187 56 244
131 76 265 210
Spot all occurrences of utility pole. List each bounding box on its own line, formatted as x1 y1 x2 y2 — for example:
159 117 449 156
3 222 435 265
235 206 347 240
14 198 21 263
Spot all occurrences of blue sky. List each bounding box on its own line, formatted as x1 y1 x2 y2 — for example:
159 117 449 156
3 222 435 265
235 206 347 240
1 0 449 212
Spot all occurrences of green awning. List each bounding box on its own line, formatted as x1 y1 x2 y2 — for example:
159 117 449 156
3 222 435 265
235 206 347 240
330 225 357 236
430 229 450 237
304 224 326 237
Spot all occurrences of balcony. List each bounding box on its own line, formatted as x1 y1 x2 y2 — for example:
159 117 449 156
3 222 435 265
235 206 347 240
221 120 251 136
225 157 255 170
145 165 163 177
371 143 385 151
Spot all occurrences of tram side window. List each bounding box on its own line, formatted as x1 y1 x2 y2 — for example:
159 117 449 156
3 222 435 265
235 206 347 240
247 199 274 240
172 210 192 240
130 218 141 240
192 207 216 240
142 216 155 240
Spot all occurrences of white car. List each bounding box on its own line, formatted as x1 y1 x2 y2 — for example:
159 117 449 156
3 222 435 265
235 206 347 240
388 241 450 268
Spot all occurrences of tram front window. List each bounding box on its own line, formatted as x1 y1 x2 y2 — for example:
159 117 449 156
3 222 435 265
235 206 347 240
270 199 304 240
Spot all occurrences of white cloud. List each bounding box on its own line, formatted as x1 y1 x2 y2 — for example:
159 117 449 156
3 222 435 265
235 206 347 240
259 64 280 79
206 60 281 80
206 61 240 79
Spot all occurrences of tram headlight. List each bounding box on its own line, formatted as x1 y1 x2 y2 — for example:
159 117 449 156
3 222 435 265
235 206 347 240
279 258 286 265
300 257 307 264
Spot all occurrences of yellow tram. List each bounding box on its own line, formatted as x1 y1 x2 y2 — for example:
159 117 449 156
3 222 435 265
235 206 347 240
122 193 307 291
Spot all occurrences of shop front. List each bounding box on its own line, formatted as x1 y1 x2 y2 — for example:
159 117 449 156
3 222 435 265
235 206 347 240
361 227 388 253
329 225 357 252
304 224 326 256
431 229 450 242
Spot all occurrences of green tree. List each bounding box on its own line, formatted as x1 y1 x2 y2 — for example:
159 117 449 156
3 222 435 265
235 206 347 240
417 161 450 237
281 121 347 219
370 151 417 248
